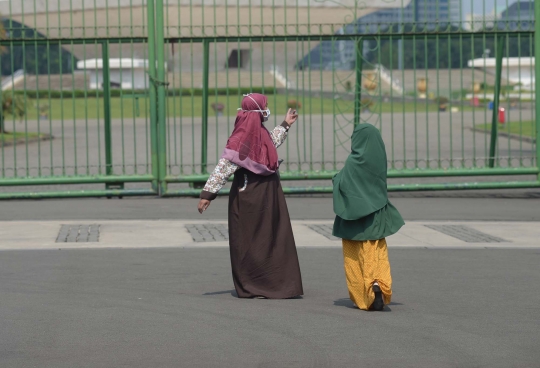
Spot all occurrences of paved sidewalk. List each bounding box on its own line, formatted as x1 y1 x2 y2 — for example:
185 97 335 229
1 220 539 250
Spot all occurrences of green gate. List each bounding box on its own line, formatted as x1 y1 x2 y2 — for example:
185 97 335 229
0 0 539 199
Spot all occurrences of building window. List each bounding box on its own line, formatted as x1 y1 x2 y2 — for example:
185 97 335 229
226 49 251 69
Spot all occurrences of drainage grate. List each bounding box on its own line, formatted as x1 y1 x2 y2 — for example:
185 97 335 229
56 225 100 243
186 224 229 242
424 225 509 243
307 224 339 241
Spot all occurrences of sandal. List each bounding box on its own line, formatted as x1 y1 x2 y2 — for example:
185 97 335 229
369 284 384 311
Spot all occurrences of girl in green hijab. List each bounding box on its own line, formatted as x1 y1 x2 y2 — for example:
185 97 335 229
332 123 404 311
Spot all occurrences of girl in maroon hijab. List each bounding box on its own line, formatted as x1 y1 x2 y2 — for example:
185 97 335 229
198 93 303 299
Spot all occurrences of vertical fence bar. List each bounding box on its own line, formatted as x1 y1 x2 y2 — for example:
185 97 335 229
535 0 540 176
147 0 160 192
354 38 363 126
155 0 168 194
59 40 66 176
101 41 113 176
190 40 195 174
201 39 210 174
118 42 126 174
0 61 3 178
488 35 504 168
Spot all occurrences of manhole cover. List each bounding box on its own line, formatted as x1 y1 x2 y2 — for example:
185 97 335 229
56 225 100 243
425 225 509 243
186 224 229 242
307 224 339 241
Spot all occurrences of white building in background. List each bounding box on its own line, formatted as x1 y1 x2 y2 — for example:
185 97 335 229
464 0 534 31
2 0 415 76
468 57 535 90
464 12 500 31
76 59 154 90
0 0 414 39
448 0 463 24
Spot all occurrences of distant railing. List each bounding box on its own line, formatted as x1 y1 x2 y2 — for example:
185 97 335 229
269 65 294 89
374 64 404 95
1 70 25 91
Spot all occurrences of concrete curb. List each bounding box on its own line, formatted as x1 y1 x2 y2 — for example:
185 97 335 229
0 134 54 148
470 127 536 144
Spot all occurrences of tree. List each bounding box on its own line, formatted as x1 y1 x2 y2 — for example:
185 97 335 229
0 18 77 77
365 24 534 70
0 17 67 133
0 17 6 133
1 94 27 133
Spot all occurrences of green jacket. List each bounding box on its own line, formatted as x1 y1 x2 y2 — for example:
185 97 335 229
332 123 404 241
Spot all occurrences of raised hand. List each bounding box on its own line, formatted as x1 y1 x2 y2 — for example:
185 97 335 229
284 108 299 126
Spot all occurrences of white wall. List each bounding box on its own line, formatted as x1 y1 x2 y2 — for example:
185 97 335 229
87 69 148 90
0 0 411 15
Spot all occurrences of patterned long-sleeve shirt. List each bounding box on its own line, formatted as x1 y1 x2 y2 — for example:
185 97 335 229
200 122 290 200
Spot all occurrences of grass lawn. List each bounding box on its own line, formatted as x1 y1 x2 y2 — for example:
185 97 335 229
0 131 42 141
24 95 471 120
475 121 537 139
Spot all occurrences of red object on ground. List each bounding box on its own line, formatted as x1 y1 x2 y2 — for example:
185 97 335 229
498 107 506 124
471 97 480 106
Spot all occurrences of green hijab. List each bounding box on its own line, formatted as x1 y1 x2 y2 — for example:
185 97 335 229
332 123 388 220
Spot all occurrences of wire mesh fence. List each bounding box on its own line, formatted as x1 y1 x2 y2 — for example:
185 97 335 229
0 0 538 198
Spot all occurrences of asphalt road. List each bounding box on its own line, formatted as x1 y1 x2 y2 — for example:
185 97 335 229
2 190 540 221
1 111 535 178
0 247 539 368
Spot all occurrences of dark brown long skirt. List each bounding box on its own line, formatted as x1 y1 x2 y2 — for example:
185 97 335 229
228 168 304 299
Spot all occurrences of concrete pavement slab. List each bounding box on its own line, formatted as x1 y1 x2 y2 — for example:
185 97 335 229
0 220 539 250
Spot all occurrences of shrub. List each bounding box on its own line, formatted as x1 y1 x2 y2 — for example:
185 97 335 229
287 100 302 109
361 98 374 112
15 87 278 99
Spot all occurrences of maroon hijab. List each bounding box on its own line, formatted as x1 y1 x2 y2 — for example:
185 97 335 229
221 93 279 175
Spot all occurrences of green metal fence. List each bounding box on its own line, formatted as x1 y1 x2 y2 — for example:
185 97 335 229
0 0 539 199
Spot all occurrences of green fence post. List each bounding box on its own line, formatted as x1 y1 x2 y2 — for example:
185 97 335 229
535 0 540 180
201 39 210 174
488 35 504 168
147 0 160 193
354 38 364 126
101 41 113 177
0 88 4 134
155 0 168 195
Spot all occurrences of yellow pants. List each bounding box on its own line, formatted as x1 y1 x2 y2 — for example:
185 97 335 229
342 238 392 310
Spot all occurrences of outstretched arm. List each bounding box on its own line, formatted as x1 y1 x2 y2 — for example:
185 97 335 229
198 158 239 213
270 108 299 148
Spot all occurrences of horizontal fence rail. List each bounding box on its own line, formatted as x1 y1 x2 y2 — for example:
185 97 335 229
0 0 538 199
